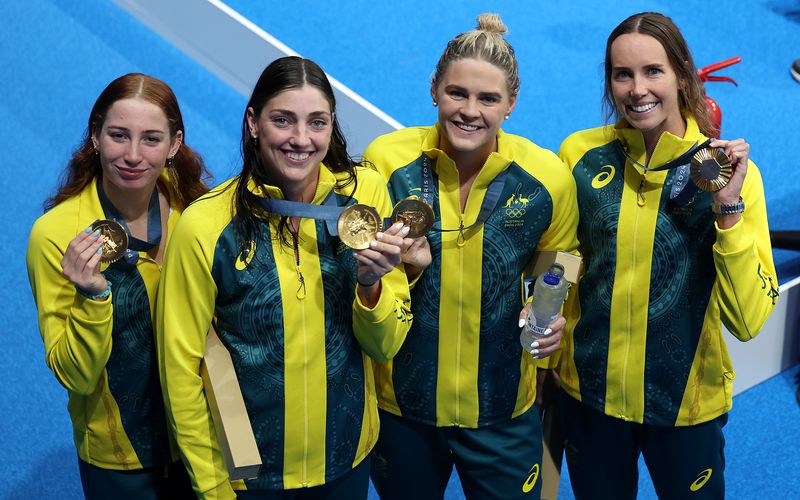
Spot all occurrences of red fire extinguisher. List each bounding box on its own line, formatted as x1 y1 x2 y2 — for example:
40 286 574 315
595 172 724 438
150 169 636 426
697 56 741 138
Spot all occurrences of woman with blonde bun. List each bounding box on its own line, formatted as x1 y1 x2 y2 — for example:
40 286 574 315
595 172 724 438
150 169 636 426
364 14 579 499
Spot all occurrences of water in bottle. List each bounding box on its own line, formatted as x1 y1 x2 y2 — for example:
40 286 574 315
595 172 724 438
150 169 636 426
520 263 569 353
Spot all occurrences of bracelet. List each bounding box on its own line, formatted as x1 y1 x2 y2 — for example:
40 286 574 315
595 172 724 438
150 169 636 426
76 281 112 301
711 196 745 215
357 277 379 288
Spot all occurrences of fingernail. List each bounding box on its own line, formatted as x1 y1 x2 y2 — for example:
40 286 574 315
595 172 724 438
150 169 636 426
401 226 410 236
531 349 539 357
518 318 525 328
531 341 539 349
394 222 404 229
376 232 384 240
96 247 103 254
544 328 552 336
370 240 377 248
92 229 101 237
85 226 93 233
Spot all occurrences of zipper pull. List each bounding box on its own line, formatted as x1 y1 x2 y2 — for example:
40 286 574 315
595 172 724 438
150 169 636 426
296 265 306 300
637 179 646 207
457 219 466 247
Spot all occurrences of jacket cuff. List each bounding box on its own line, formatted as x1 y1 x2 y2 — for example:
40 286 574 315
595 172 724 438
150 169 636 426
714 218 750 255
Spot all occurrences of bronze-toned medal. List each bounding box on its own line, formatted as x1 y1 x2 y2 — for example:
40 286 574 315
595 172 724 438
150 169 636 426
337 204 382 250
91 219 128 264
391 196 434 238
690 148 732 192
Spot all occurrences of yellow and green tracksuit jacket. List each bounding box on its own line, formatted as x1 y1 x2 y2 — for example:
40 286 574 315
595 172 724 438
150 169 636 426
364 124 579 428
558 116 778 427
26 177 180 470
156 165 412 498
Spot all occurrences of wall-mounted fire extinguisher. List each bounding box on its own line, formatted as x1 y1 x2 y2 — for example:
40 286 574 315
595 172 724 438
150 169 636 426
697 56 741 138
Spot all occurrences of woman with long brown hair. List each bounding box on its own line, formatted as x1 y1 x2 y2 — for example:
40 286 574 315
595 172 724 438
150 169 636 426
26 73 209 499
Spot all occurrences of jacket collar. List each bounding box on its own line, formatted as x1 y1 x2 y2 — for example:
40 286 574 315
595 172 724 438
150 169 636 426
615 115 706 174
420 123 513 188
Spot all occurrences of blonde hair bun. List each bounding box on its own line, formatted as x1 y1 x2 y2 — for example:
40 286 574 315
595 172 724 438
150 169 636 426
476 13 508 35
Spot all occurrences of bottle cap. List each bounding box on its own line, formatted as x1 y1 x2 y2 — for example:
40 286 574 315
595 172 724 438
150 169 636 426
543 264 565 285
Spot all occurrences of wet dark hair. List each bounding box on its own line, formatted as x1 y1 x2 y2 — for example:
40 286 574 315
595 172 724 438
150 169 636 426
233 56 357 253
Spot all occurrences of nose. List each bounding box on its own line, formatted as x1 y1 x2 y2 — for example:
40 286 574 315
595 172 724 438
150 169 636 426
290 125 311 148
124 141 143 164
460 97 480 119
630 75 647 98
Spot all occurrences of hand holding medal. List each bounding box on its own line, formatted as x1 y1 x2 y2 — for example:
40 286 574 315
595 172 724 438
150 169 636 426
707 138 749 228
60 223 115 299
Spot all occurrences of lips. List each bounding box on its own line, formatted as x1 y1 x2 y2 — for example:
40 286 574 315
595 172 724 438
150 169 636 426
115 166 146 180
282 150 313 164
627 102 658 113
451 121 482 133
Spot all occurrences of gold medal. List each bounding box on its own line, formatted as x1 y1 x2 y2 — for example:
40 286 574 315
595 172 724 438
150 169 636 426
690 148 732 192
337 204 381 250
391 196 434 238
91 219 128 264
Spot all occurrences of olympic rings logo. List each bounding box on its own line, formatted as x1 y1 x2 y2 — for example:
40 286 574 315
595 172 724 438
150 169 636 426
506 208 526 218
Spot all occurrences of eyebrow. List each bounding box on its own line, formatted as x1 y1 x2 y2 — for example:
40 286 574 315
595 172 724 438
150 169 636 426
270 109 331 117
444 84 502 97
106 126 167 135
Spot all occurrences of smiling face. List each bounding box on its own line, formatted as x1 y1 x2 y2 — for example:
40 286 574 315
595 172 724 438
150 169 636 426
431 58 516 165
610 33 686 147
246 85 332 201
92 97 182 195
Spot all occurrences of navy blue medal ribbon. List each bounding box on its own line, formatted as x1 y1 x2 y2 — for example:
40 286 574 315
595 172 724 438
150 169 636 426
96 179 161 266
618 139 712 206
421 155 509 240
256 190 345 236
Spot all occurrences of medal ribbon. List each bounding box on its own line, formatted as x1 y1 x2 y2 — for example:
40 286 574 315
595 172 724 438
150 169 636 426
256 190 344 236
96 180 161 263
421 155 509 234
618 139 711 206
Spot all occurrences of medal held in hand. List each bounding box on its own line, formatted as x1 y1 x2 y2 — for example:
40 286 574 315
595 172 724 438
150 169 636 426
91 219 128 264
690 148 732 192
338 204 382 250
391 196 434 238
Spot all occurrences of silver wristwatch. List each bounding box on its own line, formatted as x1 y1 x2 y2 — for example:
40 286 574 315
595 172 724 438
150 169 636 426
711 196 745 215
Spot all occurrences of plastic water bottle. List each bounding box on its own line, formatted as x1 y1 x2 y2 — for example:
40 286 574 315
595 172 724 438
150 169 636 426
520 264 569 353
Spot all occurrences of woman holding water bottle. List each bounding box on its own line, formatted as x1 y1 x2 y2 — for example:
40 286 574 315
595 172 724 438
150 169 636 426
363 13 579 499
557 12 778 499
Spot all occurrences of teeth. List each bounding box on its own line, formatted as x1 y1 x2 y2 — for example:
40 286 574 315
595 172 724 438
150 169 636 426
630 103 657 113
455 122 479 132
286 152 310 161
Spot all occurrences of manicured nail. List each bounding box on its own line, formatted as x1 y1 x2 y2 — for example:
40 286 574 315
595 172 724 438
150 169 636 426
370 240 378 248
518 318 525 328
544 328 552 336
96 247 103 254
376 232 384 240
401 226 410 236
531 341 539 349
85 226 93 233
531 349 539 357
394 222 404 230
92 229 101 237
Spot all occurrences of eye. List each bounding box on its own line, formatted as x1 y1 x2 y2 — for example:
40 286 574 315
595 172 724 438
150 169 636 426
647 67 664 76
310 119 328 129
144 135 163 145
271 116 290 127
480 95 501 104
109 132 127 141
447 89 466 100
613 69 632 80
